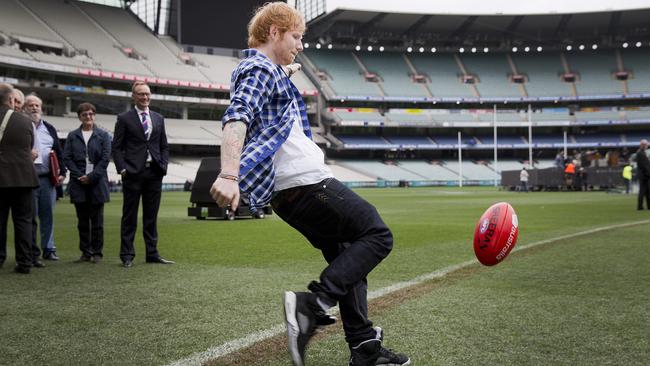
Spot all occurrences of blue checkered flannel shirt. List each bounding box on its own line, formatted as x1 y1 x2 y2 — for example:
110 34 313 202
222 49 312 212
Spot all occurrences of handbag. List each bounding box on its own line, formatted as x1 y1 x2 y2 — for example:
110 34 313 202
49 150 61 186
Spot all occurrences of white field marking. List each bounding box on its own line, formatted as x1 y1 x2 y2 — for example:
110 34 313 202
167 219 650 366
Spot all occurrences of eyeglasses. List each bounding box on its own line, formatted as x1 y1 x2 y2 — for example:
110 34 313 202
80 112 95 118
135 92 151 97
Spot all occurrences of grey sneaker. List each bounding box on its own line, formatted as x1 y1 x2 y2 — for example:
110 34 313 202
349 327 411 366
284 291 336 366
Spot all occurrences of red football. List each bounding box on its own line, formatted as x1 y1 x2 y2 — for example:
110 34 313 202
473 202 519 266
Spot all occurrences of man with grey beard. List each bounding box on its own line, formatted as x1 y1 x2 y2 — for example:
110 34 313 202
24 94 66 264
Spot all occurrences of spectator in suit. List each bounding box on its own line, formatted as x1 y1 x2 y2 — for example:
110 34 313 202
63 103 111 263
24 94 66 265
112 81 173 268
0 83 39 274
632 139 650 210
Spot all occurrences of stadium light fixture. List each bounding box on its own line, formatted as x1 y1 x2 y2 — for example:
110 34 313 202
379 46 385 52
304 43 310 49
407 46 413 53
622 42 629 48
483 47 489 53
431 47 437 53
327 44 333 49
537 46 543 52
419 47 425 53
355 45 361 51
316 43 321 49
459 47 465 53
367 46 373 51
636 41 642 48
591 44 598 50
471 47 477 53
579 44 585 50
524 46 530 52
566 45 572 51
512 47 518 52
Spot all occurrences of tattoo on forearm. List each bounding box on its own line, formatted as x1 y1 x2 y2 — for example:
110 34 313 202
222 122 246 162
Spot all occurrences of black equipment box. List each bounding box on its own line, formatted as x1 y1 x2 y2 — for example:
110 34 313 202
187 158 272 220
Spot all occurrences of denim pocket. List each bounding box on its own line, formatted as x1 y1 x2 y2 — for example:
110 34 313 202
283 179 346 244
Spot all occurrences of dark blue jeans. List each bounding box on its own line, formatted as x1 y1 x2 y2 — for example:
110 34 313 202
271 178 393 345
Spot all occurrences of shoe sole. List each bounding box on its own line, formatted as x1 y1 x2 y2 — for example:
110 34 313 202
284 291 303 366
376 361 411 366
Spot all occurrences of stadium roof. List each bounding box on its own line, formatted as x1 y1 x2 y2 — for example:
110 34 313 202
324 0 650 16
304 7 650 51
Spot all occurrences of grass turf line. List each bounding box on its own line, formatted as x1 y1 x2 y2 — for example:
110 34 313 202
0 188 647 365
205 220 650 366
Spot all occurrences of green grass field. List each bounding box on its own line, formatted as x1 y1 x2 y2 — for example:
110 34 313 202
1 188 648 365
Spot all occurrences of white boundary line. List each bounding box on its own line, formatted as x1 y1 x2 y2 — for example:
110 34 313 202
167 219 650 366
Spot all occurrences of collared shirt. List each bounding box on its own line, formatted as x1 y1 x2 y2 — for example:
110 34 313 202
222 49 312 211
134 106 153 161
34 120 53 173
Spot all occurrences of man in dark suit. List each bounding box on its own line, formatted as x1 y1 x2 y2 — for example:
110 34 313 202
0 83 40 274
112 81 173 267
633 139 650 210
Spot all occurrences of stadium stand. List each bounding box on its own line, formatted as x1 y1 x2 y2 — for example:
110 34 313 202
461 53 522 98
327 163 377 182
1 1 649 188
304 50 383 97
564 50 622 96
409 53 475 98
19 0 153 75
357 52 428 98
510 52 573 97
76 1 207 81
621 48 650 94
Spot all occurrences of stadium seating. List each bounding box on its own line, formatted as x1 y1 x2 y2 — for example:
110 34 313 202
0 0 62 44
564 50 622 96
460 53 522 98
507 52 573 97
621 48 650 94
77 1 207 81
409 53 475 98
397 161 461 180
327 163 376 181
304 50 383 97
358 52 428 98
20 0 153 76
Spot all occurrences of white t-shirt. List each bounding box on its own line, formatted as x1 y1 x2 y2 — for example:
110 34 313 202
82 130 92 145
272 111 333 191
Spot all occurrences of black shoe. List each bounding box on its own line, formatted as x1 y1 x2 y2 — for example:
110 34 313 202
44 252 60 261
14 265 31 274
122 260 133 268
349 327 411 366
373 327 411 366
32 260 45 268
283 291 335 366
349 335 382 366
75 255 92 263
146 257 175 264
91 255 102 264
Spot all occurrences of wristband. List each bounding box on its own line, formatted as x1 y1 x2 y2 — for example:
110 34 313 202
218 173 239 182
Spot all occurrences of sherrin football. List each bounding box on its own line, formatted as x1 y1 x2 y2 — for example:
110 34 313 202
473 202 519 266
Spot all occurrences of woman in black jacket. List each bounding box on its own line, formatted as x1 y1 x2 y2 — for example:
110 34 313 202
63 103 111 263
